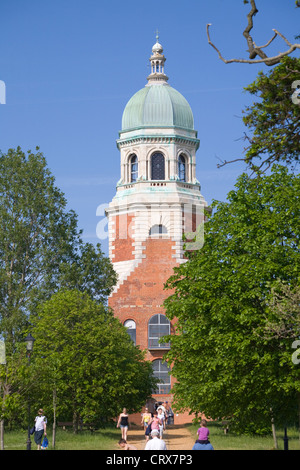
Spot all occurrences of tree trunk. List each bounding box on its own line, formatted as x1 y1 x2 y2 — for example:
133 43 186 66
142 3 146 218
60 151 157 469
270 408 278 450
298 392 300 446
52 387 57 449
0 419 4 450
0 376 8 451
73 411 79 434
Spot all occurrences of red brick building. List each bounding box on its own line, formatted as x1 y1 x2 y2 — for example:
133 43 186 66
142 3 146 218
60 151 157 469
106 36 207 424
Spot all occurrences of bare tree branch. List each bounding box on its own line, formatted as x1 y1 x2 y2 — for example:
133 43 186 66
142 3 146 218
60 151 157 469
206 0 300 66
243 0 267 60
252 32 277 51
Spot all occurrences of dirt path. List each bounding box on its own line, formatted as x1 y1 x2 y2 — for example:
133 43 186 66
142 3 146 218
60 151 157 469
126 425 196 451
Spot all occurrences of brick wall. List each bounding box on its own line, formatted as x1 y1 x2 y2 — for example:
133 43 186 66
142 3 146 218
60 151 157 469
109 213 195 425
111 213 135 262
109 235 177 356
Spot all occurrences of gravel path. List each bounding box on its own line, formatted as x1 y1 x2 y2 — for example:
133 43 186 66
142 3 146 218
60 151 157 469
125 425 196 451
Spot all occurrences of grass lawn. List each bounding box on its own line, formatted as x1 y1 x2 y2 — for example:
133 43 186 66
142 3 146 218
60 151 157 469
2 426 121 451
188 422 300 451
2 422 300 450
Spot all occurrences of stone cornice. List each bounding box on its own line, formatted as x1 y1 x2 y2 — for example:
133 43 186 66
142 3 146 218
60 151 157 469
117 133 200 150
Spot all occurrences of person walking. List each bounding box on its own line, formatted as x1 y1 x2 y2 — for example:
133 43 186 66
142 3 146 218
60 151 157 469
141 407 152 429
157 402 167 430
117 408 130 441
157 408 164 438
164 401 172 425
145 429 167 450
34 409 47 450
141 407 152 441
149 411 162 434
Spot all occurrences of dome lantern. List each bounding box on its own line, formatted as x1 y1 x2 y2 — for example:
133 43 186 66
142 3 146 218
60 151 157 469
147 31 168 83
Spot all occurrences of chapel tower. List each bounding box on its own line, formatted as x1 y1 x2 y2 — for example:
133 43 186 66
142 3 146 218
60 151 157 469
106 36 207 411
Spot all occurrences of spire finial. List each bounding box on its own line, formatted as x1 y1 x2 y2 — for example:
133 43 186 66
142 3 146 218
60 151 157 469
155 29 160 43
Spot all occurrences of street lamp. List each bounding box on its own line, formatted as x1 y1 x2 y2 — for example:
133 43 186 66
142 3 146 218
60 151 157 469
24 333 35 450
25 334 35 359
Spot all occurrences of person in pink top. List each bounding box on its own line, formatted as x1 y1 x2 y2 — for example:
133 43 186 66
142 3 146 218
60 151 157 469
197 419 210 443
150 412 162 433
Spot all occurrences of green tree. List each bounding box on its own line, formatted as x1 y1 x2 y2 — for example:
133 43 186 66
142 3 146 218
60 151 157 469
242 57 300 173
0 147 76 346
164 166 300 434
0 147 117 446
216 57 300 173
0 350 30 449
56 241 116 304
260 281 300 342
0 147 116 348
31 289 156 432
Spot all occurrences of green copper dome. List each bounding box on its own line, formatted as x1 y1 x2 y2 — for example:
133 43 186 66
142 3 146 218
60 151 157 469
121 83 194 131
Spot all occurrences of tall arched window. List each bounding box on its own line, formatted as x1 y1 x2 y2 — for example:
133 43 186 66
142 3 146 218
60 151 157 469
148 314 170 349
151 153 165 180
130 155 138 182
178 154 186 182
152 359 171 394
124 319 136 345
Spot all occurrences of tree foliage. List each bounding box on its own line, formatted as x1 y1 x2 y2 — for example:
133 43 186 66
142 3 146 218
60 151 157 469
164 166 300 433
242 57 300 173
30 289 156 428
0 147 118 440
0 147 116 349
260 281 300 341
217 57 300 173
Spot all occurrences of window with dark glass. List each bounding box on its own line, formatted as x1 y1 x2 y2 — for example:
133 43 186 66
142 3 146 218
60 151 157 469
148 314 170 349
124 319 136 345
151 153 165 180
178 155 186 182
152 359 171 394
149 225 168 236
130 155 138 182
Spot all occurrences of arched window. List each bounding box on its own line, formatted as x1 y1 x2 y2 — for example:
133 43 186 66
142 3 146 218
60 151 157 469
130 155 138 183
149 224 168 236
152 359 171 395
148 314 170 349
151 153 165 180
178 155 186 182
124 319 136 345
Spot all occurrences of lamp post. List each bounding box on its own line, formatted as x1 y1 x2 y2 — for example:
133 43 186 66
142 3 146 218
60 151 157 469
283 427 289 451
24 333 35 450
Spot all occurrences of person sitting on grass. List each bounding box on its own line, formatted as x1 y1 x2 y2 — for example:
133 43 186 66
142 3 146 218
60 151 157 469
118 439 137 450
192 439 214 450
197 419 210 444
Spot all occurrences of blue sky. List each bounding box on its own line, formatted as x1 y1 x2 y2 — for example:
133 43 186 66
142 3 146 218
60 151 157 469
0 0 299 255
